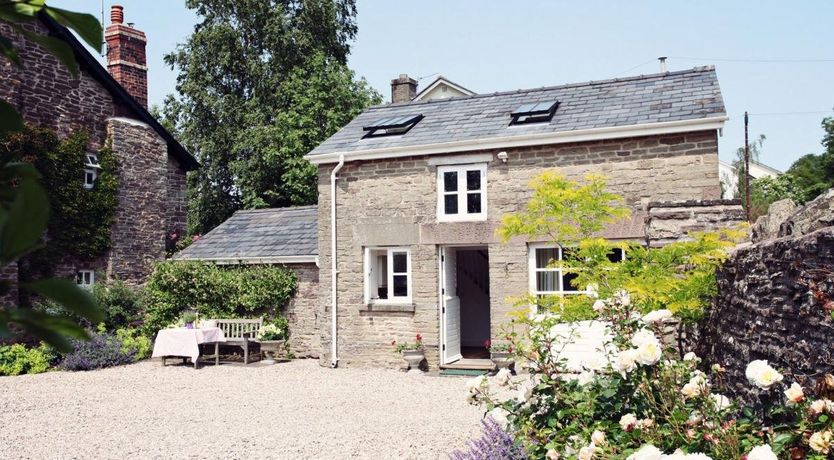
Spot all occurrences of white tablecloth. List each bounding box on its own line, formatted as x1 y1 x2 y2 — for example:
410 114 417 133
152 327 226 363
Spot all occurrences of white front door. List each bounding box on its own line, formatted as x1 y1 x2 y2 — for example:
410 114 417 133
440 247 462 364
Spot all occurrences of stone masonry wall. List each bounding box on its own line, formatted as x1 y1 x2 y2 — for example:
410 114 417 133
317 130 721 368
106 118 168 284
166 156 188 238
646 199 746 247
698 227 834 404
285 263 320 358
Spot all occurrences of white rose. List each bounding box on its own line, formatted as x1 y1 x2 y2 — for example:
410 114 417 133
661 450 687 460
709 393 731 411
488 407 510 430
683 352 700 362
545 449 560 460
809 430 832 454
578 445 596 460
642 309 673 324
745 360 784 390
638 418 654 429
784 382 804 405
516 384 535 405
810 399 829 415
636 339 662 366
631 329 657 347
590 430 606 446
592 299 607 312
619 413 638 431
711 363 725 373
746 444 778 460
681 382 701 398
626 444 663 460
494 368 512 387
583 352 609 372
466 375 487 392
614 349 638 376
576 371 595 386
614 289 631 306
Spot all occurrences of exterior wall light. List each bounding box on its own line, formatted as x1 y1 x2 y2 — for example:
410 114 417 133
497 151 508 163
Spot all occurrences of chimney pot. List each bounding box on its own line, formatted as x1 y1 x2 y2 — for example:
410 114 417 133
110 5 124 24
390 74 418 103
658 56 668 73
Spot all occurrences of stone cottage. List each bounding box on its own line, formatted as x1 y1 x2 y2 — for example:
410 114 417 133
0 5 198 291
306 66 734 370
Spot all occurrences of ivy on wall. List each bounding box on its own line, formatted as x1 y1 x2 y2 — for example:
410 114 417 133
2 128 119 279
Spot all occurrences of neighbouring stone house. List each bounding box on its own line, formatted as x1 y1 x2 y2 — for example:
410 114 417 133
0 6 197 295
303 66 739 370
174 206 319 358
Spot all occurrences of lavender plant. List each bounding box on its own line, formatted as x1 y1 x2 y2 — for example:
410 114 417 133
451 417 528 460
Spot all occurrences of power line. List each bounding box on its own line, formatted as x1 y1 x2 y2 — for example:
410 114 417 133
670 56 834 63
748 110 834 117
609 59 656 78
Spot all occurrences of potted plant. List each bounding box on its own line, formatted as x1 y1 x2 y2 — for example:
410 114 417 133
180 312 198 329
258 318 290 364
485 339 514 370
392 334 425 373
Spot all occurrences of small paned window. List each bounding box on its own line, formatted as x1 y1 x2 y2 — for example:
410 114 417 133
362 114 423 138
76 270 95 289
364 247 412 304
437 164 487 222
83 153 101 190
510 101 559 125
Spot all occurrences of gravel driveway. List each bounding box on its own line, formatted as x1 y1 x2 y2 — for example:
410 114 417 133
0 360 484 459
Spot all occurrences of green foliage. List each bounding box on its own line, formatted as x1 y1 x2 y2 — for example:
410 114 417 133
258 317 289 341
0 343 51 375
91 279 143 331
159 0 381 234
747 174 806 220
114 327 152 361
142 261 297 335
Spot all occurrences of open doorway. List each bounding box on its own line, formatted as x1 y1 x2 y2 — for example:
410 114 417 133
440 246 491 367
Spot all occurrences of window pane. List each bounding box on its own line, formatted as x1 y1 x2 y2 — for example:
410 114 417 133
562 272 579 291
443 171 458 192
444 194 458 214
466 170 481 191
536 271 558 292
535 248 559 268
607 248 624 263
392 252 407 273
467 193 481 214
393 275 408 297
377 254 388 287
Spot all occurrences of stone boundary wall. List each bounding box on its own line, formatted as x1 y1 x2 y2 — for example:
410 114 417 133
698 227 834 403
645 199 745 247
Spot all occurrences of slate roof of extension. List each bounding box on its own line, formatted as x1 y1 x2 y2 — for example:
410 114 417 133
174 206 318 263
307 66 725 158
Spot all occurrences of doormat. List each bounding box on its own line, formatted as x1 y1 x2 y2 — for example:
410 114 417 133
439 368 489 377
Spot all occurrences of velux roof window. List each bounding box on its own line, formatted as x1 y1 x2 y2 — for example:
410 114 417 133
509 101 559 125
362 114 423 138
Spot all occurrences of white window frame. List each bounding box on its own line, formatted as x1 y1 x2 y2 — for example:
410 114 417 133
528 243 626 297
363 247 412 305
83 153 101 190
76 270 95 289
436 163 487 222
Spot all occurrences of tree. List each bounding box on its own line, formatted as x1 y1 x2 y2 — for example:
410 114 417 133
160 0 381 234
783 116 834 203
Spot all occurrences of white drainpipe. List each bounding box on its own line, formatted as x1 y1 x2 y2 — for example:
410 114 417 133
329 154 345 368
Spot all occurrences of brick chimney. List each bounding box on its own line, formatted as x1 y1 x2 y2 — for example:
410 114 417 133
390 74 417 103
105 5 148 108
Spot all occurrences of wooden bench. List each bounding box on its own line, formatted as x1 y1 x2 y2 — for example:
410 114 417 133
210 318 263 365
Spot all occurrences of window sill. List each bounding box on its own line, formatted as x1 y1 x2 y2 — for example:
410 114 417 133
360 303 415 313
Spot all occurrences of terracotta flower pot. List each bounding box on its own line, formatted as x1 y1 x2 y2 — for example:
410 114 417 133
491 351 514 370
402 349 425 373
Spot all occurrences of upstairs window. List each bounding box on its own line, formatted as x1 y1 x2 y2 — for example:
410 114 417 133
76 270 95 289
510 101 559 125
83 153 101 190
362 114 423 138
437 164 487 222
364 247 412 304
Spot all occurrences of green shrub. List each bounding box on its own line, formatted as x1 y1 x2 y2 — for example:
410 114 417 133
92 279 143 330
142 261 297 335
114 328 152 360
0 344 51 376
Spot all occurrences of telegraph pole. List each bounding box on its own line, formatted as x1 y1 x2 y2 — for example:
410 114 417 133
744 111 751 222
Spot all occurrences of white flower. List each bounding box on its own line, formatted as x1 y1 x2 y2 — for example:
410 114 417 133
516 384 535 405
745 360 784 389
661 450 687 460
545 449 560 460
592 299 607 312
784 382 804 405
681 373 708 398
709 393 731 411
614 289 631 306
466 375 487 392
626 444 663 460
809 430 832 454
683 352 700 362
583 352 609 372
710 363 725 373
638 418 654 429
619 413 638 431
746 444 778 460
494 368 512 387
810 399 829 415
576 371 595 386
642 309 673 324
636 339 662 366
488 407 510 430
590 430 606 446
631 329 657 347
578 445 596 460
614 349 639 376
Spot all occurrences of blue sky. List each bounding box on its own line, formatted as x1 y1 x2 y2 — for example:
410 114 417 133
68 1 834 171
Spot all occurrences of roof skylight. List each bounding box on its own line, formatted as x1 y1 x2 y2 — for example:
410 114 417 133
509 101 559 125
362 114 423 138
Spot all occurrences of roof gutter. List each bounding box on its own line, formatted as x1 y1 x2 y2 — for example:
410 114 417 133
305 116 728 165
329 154 345 368
172 255 318 265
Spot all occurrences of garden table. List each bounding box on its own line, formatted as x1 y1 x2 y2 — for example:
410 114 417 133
152 327 226 368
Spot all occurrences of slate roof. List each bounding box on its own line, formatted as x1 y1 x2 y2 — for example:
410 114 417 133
307 66 725 158
174 206 318 263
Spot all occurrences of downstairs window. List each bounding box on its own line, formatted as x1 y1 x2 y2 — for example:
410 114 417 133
364 247 411 304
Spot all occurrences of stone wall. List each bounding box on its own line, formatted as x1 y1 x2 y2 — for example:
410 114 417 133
645 199 746 247
166 156 188 238
698 227 834 403
284 263 320 358
316 130 722 368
